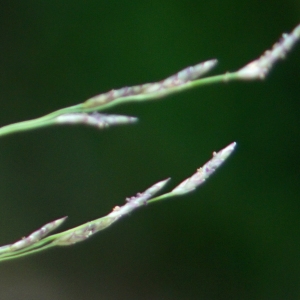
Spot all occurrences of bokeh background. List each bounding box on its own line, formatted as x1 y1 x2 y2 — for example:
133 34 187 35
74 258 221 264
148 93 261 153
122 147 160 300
0 1 299 299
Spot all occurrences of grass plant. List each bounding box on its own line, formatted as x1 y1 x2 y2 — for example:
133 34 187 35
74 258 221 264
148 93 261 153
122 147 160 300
0 24 299 262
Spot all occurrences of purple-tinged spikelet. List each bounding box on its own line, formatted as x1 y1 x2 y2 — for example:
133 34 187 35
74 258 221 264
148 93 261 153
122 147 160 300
55 113 137 129
0 217 67 253
54 179 170 246
171 142 236 195
237 24 300 79
83 59 217 109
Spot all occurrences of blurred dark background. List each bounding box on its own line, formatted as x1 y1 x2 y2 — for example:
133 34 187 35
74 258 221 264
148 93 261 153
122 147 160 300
0 1 299 299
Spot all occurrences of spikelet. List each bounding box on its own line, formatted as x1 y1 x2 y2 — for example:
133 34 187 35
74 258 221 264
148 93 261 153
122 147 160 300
55 112 137 129
237 24 300 79
54 179 170 245
0 217 66 254
83 59 217 109
171 142 236 195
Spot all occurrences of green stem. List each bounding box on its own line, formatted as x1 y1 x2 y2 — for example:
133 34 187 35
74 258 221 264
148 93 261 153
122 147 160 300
0 103 83 137
147 192 174 204
0 243 55 262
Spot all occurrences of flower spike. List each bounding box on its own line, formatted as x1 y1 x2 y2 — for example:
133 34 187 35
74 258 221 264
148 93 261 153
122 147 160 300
237 24 300 79
171 142 236 195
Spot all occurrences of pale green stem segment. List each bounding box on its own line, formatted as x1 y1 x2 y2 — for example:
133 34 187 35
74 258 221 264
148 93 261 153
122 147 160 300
0 104 83 137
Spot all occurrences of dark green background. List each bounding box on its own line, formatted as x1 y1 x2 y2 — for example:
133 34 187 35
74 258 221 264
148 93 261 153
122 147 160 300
0 1 299 299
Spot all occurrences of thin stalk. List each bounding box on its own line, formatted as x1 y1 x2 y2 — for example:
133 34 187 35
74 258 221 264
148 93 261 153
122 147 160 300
0 104 83 137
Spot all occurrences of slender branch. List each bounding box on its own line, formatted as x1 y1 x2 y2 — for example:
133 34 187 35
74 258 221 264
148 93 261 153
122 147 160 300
0 142 236 262
0 23 298 138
